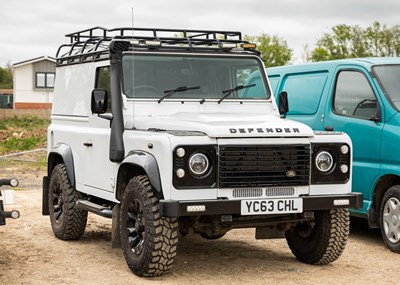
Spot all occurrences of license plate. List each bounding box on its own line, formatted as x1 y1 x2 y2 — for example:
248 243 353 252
240 198 303 215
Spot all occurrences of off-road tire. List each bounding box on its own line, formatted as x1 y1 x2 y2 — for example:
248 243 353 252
380 185 400 252
48 163 88 240
120 175 178 277
285 209 349 264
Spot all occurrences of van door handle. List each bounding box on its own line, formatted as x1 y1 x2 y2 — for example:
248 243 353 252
83 142 93 147
325 126 334 131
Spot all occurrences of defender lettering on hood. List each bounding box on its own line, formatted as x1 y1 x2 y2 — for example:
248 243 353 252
230 127 300 134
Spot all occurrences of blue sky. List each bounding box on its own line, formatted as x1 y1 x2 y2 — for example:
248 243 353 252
1 0 399 66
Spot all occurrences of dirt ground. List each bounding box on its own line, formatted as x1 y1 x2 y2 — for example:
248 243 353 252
1 152 400 285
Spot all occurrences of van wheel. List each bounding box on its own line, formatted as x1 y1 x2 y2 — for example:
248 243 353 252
285 209 349 264
48 164 88 240
380 185 400 252
120 176 178 277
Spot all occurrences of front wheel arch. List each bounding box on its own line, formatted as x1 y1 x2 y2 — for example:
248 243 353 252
116 152 163 201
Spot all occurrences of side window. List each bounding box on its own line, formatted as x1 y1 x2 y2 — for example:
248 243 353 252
333 71 377 119
281 72 327 115
95 66 111 112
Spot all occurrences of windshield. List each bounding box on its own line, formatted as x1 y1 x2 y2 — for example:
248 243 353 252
373 64 400 110
122 53 270 100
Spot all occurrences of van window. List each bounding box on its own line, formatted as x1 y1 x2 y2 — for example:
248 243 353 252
372 64 400 110
282 72 327 115
333 71 377 119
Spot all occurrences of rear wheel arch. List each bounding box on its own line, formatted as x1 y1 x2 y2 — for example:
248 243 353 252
48 143 76 187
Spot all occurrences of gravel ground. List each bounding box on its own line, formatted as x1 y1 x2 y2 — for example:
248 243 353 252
1 152 400 285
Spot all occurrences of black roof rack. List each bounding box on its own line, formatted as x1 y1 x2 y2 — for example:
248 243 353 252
56 27 259 66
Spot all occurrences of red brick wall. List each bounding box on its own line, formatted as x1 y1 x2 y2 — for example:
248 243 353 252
15 102 52 109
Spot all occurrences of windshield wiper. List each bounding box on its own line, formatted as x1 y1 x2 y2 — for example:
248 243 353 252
158 85 200 103
218 84 256 104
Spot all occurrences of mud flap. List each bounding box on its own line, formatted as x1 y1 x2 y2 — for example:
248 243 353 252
112 204 122 248
42 176 49 215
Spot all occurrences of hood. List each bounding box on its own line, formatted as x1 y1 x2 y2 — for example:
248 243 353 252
135 112 314 138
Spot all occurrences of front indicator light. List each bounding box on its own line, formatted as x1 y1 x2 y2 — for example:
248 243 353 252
341 145 349 154
176 169 185 178
340 164 349 173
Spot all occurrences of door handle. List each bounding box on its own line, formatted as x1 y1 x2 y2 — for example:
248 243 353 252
325 126 334 131
83 142 93 147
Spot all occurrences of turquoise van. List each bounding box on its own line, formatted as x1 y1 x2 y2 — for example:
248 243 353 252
267 58 400 252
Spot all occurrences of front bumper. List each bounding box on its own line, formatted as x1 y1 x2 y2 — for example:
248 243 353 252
159 192 363 217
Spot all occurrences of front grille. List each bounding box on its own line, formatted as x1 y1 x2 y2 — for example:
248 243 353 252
219 144 310 188
233 188 263 198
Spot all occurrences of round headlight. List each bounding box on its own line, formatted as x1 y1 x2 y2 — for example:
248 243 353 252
315 151 334 173
188 153 209 176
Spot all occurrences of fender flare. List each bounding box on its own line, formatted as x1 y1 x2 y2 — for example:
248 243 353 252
118 151 163 199
48 143 76 187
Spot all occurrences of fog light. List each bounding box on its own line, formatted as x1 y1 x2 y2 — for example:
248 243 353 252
333 199 350 206
176 168 185 178
340 164 349 173
341 145 349 154
187 205 206 212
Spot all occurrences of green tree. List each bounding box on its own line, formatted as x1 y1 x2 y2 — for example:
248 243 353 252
310 22 400 62
0 64 13 89
245 33 292 68
310 24 369 61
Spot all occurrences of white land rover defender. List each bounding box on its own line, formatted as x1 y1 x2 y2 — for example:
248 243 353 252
42 27 362 277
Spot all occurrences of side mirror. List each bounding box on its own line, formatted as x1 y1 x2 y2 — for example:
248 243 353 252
91 89 108 114
278 91 289 118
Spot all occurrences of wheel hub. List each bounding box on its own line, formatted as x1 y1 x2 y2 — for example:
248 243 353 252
53 183 63 223
126 199 146 255
383 197 400 244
